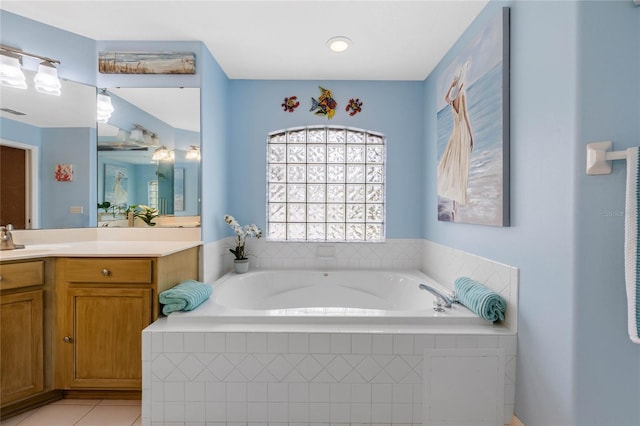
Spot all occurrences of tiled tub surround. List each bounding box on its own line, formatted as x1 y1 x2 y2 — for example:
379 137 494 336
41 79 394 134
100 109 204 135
142 327 516 425
156 239 520 425
422 240 519 333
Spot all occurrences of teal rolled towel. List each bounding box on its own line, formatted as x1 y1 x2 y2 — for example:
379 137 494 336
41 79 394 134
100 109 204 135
454 277 506 322
159 280 212 315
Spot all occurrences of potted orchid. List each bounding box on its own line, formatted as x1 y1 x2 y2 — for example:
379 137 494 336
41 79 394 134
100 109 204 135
126 205 159 226
224 214 262 273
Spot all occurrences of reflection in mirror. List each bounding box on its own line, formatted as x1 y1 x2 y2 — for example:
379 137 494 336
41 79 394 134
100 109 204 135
97 88 200 228
0 70 96 229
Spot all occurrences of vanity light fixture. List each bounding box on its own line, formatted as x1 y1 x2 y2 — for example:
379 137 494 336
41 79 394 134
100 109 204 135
129 124 145 143
116 128 131 141
33 61 61 95
327 36 351 53
96 89 114 123
143 129 153 145
150 132 160 146
0 52 27 89
185 145 201 161
0 44 61 94
152 145 172 162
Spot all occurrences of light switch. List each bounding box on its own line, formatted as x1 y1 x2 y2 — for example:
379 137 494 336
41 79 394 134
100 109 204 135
69 206 83 214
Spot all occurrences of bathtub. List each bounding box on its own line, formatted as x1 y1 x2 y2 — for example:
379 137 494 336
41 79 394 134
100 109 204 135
145 269 516 425
168 269 487 326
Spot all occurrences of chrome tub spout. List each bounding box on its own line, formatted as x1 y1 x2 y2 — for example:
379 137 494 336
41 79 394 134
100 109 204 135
419 283 456 310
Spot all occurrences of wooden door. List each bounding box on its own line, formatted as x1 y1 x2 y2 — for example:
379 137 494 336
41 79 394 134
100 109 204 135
0 290 44 405
0 145 27 229
64 287 151 389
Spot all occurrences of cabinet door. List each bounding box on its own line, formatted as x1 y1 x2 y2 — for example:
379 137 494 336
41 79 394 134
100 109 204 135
0 290 43 404
64 287 151 389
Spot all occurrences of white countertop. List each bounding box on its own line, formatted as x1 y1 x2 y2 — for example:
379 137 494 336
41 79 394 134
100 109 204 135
0 240 202 261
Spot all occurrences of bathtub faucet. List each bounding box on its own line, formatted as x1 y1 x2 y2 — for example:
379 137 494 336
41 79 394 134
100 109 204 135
419 283 456 310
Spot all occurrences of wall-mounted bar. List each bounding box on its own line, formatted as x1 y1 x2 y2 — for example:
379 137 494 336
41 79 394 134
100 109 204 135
586 141 628 175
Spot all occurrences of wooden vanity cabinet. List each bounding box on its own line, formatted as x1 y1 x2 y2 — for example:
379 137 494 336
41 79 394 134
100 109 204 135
0 260 45 406
55 247 198 391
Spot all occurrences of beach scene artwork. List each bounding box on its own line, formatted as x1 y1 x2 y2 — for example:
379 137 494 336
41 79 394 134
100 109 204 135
99 52 195 74
436 8 510 227
104 164 129 208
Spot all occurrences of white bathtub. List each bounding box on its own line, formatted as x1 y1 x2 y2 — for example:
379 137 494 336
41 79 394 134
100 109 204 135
146 269 515 425
168 269 487 326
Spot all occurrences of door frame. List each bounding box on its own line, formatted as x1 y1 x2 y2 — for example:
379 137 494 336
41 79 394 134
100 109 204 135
1 139 39 229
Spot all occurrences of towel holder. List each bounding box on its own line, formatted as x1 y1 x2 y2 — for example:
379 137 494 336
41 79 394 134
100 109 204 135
586 141 628 175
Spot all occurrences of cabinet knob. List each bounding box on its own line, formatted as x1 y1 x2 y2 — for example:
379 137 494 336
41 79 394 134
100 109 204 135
101 269 110 276
63 336 73 343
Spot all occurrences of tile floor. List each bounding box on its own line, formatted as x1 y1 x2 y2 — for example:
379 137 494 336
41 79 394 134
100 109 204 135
1 399 141 426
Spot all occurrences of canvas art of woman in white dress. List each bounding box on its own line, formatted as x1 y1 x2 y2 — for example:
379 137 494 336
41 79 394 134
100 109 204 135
437 62 474 219
113 170 128 207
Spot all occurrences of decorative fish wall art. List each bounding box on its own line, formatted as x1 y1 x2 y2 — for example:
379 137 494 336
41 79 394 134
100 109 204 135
310 86 337 119
279 88 363 118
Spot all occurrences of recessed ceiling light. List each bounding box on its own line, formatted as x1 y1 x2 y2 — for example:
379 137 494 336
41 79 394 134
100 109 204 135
327 36 351 53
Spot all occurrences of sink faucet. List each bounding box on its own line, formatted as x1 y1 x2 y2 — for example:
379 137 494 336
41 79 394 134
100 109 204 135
0 224 17 250
419 283 456 310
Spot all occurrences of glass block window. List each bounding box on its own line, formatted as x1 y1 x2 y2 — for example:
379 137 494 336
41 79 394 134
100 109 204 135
267 126 385 242
148 180 158 209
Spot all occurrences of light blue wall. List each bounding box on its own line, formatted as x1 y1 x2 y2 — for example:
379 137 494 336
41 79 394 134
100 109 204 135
200 44 231 242
227 80 424 237
41 127 95 228
134 165 157 205
575 2 640 425
424 1 640 425
1 119 95 228
0 117 42 147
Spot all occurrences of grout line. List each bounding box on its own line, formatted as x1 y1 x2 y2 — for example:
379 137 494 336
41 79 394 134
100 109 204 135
73 405 97 425
131 414 141 426
13 407 38 425
72 402 101 426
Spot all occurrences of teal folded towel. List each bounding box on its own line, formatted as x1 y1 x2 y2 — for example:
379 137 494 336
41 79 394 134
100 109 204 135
159 280 212 315
454 277 506 322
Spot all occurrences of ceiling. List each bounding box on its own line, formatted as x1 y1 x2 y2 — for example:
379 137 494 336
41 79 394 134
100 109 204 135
0 0 488 81
110 87 201 132
0 69 97 128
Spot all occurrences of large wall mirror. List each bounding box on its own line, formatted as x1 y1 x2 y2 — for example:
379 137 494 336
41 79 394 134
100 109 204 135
0 71 96 229
0 73 201 229
97 88 201 228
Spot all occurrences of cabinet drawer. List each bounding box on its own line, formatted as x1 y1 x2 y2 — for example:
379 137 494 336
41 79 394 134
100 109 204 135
64 259 152 284
0 261 44 290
